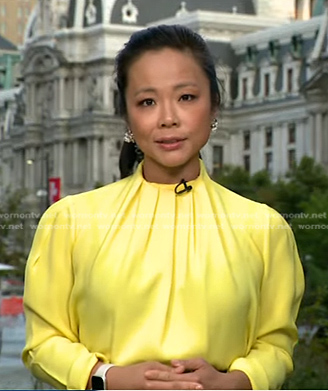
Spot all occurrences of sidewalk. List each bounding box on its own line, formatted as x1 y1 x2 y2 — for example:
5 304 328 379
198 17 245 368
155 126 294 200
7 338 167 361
0 315 34 389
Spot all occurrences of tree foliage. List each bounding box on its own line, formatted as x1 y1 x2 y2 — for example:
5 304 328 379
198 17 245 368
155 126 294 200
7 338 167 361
0 189 28 275
291 191 328 270
213 156 328 273
214 156 328 389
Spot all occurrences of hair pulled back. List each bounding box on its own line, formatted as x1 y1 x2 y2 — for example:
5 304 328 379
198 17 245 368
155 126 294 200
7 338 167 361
115 24 221 178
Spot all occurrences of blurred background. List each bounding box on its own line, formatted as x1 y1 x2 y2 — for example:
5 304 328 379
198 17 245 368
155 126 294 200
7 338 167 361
0 0 328 389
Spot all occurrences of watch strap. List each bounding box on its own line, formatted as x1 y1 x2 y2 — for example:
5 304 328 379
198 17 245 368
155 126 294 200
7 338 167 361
91 363 115 390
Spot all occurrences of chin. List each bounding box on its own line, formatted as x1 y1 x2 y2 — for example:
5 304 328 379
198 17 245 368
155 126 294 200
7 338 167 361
159 155 198 170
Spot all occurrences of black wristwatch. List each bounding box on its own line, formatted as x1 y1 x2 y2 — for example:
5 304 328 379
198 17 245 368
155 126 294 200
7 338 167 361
91 364 115 390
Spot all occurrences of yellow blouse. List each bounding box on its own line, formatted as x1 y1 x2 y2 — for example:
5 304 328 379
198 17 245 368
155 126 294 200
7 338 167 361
22 161 304 390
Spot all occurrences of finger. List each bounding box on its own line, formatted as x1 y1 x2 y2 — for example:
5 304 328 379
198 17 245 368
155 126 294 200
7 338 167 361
150 362 173 371
171 360 185 372
173 365 186 374
145 370 172 381
171 358 205 372
145 380 203 390
145 370 200 383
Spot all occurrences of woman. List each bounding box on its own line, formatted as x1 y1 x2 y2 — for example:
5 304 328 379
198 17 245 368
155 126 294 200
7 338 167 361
22 25 304 390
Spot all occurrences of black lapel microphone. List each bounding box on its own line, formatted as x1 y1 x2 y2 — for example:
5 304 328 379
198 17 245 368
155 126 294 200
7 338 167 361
174 179 193 195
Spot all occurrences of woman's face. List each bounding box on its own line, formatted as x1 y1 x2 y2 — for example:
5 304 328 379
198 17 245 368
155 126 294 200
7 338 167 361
125 47 215 182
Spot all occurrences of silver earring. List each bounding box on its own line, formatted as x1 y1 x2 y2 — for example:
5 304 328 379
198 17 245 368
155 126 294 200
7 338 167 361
124 128 135 143
211 118 218 133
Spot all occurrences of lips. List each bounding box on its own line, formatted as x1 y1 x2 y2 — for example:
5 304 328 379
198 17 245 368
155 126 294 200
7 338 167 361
156 137 186 144
155 137 186 151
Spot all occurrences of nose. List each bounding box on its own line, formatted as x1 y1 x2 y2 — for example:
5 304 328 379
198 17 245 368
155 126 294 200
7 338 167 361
158 102 179 128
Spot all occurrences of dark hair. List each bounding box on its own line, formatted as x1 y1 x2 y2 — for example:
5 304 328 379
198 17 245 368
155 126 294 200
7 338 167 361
115 24 221 178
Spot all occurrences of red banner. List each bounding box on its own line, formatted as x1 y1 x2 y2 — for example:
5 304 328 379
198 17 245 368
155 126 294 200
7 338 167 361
0 296 24 316
49 177 61 204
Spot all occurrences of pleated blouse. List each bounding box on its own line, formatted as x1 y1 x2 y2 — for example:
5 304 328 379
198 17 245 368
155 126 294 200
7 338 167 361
22 161 304 390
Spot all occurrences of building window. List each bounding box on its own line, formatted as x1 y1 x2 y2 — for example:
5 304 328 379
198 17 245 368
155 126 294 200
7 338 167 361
246 46 257 66
1 23 6 34
242 77 248 100
291 35 302 57
213 145 224 175
265 127 273 147
287 68 293 93
244 155 250 172
269 41 279 61
264 73 270 97
288 123 296 143
288 149 296 169
269 42 275 58
243 130 251 150
246 47 252 62
265 152 273 173
18 7 23 18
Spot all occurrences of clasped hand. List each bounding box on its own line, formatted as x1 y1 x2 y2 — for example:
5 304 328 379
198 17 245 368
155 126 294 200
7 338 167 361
106 358 252 390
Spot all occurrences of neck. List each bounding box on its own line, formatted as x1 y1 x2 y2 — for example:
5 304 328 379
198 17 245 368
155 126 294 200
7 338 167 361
142 157 201 184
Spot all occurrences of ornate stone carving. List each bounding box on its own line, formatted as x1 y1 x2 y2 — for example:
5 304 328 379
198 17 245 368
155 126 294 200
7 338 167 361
86 75 102 111
85 0 97 26
42 82 54 121
23 46 67 76
13 89 26 126
52 0 69 29
38 0 53 35
176 1 189 17
122 0 138 24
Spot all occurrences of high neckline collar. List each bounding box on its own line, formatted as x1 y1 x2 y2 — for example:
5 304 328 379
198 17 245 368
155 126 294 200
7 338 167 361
134 159 208 191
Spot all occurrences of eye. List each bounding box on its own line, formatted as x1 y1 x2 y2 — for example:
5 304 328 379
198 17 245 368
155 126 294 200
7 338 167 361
180 94 195 101
139 98 155 107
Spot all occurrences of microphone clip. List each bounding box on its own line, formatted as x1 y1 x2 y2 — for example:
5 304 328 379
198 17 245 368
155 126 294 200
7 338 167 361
174 179 193 195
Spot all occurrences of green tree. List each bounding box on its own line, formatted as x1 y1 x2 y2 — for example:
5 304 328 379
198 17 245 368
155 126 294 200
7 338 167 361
250 170 277 206
291 191 328 270
0 189 28 276
213 165 253 197
213 166 277 206
213 158 328 389
274 157 328 218
291 156 328 192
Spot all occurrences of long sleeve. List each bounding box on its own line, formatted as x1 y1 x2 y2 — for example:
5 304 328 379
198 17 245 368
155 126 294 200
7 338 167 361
228 207 305 390
21 163 305 390
22 198 108 390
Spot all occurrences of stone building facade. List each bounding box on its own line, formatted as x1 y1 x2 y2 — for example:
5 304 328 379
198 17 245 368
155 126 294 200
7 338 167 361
0 0 327 210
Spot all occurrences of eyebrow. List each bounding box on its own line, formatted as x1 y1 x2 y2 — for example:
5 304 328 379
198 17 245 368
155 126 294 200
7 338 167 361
134 82 199 97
